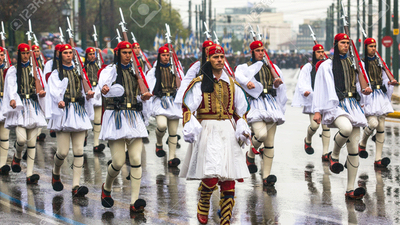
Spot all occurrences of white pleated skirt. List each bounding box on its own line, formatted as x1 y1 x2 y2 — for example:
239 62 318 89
99 109 148 140
322 98 367 128
363 89 394 116
5 98 47 129
179 120 250 181
48 102 92 132
151 96 182 119
247 94 285 125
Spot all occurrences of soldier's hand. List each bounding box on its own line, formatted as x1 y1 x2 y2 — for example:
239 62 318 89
313 112 321 124
304 91 310 97
101 85 109 95
389 79 398 86
362 87 372 95
86 90 95 99
141 92 153 101
273 78 283 88
38 90 46 98
246 81 255 89
10 100 16 109
58 101 65 108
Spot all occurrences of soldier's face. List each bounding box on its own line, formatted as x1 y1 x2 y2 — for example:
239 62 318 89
120 49 132 65
56 50 59 58
252 47 264 61
160 53 170 64
20 51 30 63
367 44 376 57
337 40 349 55
0 52 4 65
87 52 96 62
209 54 225 70
133 45 141 56
33 49 40 58
315 50 325 60
61 49 73 64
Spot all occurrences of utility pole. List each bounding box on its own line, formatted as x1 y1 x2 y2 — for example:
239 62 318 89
331 4 334 47
357 0 360 50
110 0 114 48
326 7 330 49
188 0 192 32
393 0 399 80
195 5 198 46
80 0 86 49
362 0 366 32
368 0 372 37
99 0 102 48
378 0 382 54
385 0 391 68
209 0 212 32
347 0 350 37
337 0 340 34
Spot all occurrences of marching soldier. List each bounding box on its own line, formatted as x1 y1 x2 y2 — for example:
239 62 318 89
359 38 398 167
3 43 47 183
0 47 10 175
313 33 372 200
32 45 45 71
99 41 152 213
235 41 287 189
147 46 183 167
84 47 104 152
47 44 94 196
180 45 251 225
132 42 150 74
292 44 331 160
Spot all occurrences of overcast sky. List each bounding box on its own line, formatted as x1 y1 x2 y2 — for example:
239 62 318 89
170 0 337 32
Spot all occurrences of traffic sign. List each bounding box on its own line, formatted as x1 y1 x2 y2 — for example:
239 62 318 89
394 29 400 35
382 36 393 47
398 43 400 51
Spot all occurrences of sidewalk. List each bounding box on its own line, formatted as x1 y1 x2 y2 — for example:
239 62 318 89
389 85 400 118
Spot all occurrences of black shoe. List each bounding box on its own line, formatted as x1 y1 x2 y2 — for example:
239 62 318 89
142 137 150 144
130 199 146 213
155 145 166 157
37 133 46 142
93 144 105 153
52 173 64 191
304 139 314 155
329 154 344 174
246 152 258 174
263 175 277 187
11 155 21 173
50 130 57 138
26 174 40 184
72 185 89 197
0 165 10 175
101 183 114 208
168 158 181 167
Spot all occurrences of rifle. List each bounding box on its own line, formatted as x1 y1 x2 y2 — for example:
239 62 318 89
0 21 12 69
308 25 328 59
118 8 149 94
131 31 152 70
165 23 181 88
92 25 104 68
66 17 92 93
358 20 396 82
59 27 65 44
212 30 235 77
26 19 44 93
249 24 280 79
33 33 47 64
341 1 369 90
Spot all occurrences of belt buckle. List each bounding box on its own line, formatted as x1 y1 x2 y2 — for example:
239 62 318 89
348 92 353 97
26 94 30 99
166 93 170 97
263 89 268 94
127 103 131 109
71 97 75 102
0 92 3 97
93 82 97 86
376 85 380 89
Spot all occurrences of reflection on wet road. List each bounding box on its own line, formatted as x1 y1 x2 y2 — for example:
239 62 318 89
0 68 399 224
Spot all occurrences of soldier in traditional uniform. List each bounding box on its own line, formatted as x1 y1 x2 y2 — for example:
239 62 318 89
47 44 94 196
0 47 10 175
180 45 251 225
359 38 398 167
146 46 183 167
2 43 47 184
84 47 104 152
235 41 286 189
99 41 152 214
132 42 150 74
313 33 372 200
292 44 331 160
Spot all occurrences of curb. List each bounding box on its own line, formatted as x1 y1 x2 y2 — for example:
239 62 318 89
387 111 400 119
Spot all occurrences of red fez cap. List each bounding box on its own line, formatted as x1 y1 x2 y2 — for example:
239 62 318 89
364 38 376 46
158 46 169 54
0 46 3 52
202 41 214 48
117 41 132 50
32 45 40 50
208 45 225 56
86 47 95 54
132 42 140 47
113 47 118 53
312 44 324 52
250 41 263 50
18 43 30 52
59 44 72 52
334 33 349 42
55 44 62 51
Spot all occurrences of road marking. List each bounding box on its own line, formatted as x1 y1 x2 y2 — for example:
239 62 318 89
0 191 85 225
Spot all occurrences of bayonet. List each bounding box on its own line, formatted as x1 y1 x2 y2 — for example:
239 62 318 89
213 31 220 45
92 25 98 42
358 20 368 38
131 32 137 43
0 21 5 41
59 27 65 44
33 33 39 46
116 29 122 43
203 22 212 40
119 8 127 32
308 25 316 41
248 24 257 40
256 25 262 41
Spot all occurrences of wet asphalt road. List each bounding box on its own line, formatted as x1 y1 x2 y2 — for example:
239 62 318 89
0 68 399 225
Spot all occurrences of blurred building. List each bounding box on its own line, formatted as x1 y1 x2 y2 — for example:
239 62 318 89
215 4 292 50
296 19 326 51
